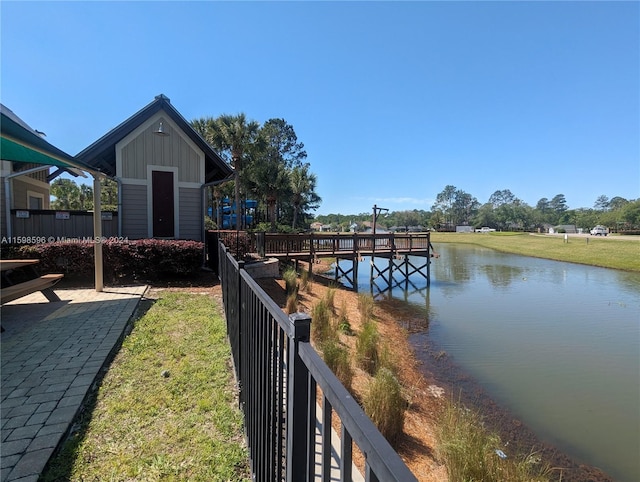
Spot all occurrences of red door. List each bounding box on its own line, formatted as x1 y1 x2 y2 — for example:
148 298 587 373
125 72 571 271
152 171 175 238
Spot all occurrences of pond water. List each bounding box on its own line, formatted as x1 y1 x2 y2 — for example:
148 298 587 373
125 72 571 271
340 244 640 482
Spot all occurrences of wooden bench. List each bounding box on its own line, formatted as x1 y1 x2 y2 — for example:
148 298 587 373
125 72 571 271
0 274 64 305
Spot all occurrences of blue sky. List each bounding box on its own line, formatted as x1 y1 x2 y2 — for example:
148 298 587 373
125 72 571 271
2 1 638 215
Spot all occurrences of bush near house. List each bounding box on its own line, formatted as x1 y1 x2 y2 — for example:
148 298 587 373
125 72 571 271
2 239 204 282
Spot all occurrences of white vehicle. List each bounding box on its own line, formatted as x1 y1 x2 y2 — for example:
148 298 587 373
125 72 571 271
475 227 496 233
590 226 609 236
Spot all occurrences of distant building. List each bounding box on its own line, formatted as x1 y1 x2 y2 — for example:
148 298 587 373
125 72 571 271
549 224 577 234
310 222 332 232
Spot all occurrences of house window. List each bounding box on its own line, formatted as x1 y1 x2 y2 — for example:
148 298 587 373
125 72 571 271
27 191 44 210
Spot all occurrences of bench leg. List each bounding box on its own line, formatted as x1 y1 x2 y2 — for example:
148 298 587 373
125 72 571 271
41 288 61 302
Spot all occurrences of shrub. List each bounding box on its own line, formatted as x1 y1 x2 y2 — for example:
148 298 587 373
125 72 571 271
322 338 353 391
363 368 405 446
2 239 204 281
355 320 379 374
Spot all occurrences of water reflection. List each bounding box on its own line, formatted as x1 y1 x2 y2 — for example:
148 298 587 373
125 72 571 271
344 245 640 482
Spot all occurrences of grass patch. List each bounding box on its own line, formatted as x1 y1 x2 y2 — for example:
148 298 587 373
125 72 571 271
436 397 554 482
431 232 640 271
41 292 250 482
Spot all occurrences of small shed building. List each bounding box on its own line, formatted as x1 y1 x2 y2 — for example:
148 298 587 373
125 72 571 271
77 95 232 241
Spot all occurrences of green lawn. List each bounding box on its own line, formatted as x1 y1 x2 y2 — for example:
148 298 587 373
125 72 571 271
430 232 640 272
41 292 250 482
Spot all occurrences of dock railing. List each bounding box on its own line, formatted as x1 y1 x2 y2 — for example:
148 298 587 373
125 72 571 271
256 232 432 258
218 241 418 482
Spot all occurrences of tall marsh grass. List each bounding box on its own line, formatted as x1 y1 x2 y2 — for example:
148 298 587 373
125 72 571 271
337 299 353 335
436 398 555 482
285 292 298 314
299 268 311 292
363 368 405 446
282 266 298 296
325 284 337 311
355 319 379 374
311 299 333 344
322 338 353 391
358 292 375 322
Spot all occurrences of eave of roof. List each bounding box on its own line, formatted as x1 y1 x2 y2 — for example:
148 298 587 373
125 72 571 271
0 103 100 174
76 94 232 182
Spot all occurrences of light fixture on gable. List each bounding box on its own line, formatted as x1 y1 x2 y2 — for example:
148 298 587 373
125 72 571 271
154 121 169 137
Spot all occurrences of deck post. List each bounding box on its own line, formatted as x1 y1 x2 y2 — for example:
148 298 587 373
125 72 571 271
427 233 431 286
353 257 359 292
405 254 410 290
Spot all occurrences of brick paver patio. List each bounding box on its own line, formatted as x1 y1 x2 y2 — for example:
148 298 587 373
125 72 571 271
1 286 147 482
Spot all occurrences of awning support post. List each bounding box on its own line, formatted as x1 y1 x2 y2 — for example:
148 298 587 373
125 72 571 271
93 175 104 292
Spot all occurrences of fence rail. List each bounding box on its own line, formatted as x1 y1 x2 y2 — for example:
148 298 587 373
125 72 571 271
218 241 418 482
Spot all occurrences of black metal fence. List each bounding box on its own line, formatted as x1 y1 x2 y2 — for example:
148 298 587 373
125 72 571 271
218 241 418 482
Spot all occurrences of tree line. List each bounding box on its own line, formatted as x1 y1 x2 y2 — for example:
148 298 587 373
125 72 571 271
50 178 118 211
314 185 640 233
191 114 320 232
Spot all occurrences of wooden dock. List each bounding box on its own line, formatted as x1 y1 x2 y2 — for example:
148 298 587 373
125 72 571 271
255 232 437 290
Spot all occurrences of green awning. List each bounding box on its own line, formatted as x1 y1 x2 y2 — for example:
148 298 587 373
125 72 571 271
0 136 79 168
1 104 99 174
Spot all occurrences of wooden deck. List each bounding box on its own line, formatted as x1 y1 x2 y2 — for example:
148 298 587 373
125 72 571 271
256 232 434 261
211 231 437 291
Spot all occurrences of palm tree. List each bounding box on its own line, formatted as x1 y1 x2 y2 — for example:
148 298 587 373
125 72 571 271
248 154 290 232
192 114 260 229
100 178 118 211
290 164 320 229
78 184 93 210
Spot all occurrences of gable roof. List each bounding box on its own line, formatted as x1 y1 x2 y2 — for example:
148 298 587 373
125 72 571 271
76 94 232 183
1 103 99 174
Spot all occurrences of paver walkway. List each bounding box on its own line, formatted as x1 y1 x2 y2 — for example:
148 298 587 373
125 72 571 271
1 286 147 482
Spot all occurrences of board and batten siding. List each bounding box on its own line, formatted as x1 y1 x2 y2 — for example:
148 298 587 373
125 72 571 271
118 114 204 183
121 184 148 239
115 111 206 241
11 177 50 209
178 187 202 240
